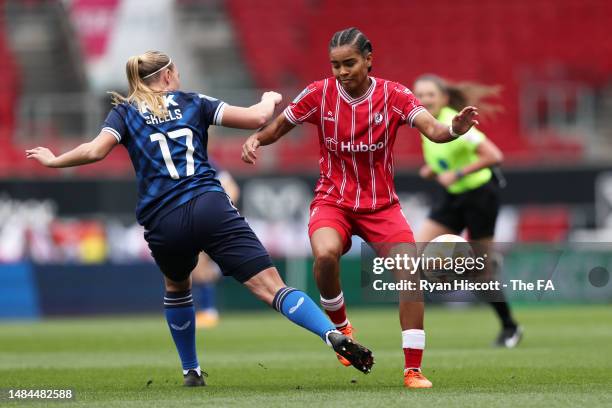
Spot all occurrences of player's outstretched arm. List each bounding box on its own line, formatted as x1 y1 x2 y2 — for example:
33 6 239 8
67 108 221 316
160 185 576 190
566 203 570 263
25 131 118 168
241 113 295 164
222 91 283 129
414 106 479 143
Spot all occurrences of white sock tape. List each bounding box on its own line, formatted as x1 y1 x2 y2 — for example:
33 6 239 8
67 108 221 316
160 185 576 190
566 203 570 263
402 329 425 349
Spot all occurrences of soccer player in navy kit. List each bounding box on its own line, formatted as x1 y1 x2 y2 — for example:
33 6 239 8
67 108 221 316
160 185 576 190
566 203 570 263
26 51 374 386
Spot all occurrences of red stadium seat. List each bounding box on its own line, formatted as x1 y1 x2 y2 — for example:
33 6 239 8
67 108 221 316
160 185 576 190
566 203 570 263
517 206 571 242
225 0 610 169
0 5 21 176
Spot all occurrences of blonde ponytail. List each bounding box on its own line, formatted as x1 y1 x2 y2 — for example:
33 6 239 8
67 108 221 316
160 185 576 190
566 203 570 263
415 74 503 118
108 51 174 118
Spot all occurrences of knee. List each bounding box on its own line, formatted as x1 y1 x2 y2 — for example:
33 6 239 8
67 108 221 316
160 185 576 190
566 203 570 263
165 277 191 292
314 246 342 270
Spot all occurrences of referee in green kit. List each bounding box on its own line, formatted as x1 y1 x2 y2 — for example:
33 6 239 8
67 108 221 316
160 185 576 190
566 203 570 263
413 74 522 348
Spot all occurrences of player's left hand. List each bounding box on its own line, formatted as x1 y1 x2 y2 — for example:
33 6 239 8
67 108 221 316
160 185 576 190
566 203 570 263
25 147 57 167
419 164 436 180
241 134 260 164
437 171 457 188
452 106 479 135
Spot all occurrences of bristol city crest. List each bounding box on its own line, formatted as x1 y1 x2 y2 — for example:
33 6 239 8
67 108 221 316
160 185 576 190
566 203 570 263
374 112 383 125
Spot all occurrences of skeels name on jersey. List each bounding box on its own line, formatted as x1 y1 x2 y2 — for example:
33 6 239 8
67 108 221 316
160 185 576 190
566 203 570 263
140 94 184 125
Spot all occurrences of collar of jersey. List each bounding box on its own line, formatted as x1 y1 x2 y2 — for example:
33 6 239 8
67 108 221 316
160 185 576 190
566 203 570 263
336 77 376 105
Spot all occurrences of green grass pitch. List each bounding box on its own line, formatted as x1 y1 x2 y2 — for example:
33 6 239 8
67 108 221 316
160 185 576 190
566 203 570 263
1 305 611 407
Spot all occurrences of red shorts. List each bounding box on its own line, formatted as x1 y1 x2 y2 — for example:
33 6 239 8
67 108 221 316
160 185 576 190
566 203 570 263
308 199 415 255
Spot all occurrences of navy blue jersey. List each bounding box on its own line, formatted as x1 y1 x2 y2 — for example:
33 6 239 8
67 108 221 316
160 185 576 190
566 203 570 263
102 91 227 227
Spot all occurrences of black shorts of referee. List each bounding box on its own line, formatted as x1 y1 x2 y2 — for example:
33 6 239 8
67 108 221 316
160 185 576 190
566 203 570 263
428 179 500 240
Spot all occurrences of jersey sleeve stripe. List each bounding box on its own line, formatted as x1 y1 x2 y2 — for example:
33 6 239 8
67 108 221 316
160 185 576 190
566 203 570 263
392 106 405 118
407 106 426 127
297 107 318 122
283 107 299 125
102 127 122 142
213 101 226 126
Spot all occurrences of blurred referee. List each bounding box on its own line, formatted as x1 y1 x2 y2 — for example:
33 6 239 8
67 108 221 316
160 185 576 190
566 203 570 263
413 74 522 348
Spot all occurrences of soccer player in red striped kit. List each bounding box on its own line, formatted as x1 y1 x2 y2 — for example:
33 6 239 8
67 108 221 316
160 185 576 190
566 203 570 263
242 27 479 388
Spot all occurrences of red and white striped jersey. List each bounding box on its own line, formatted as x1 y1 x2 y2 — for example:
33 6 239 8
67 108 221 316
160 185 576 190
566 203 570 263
284 77 426 212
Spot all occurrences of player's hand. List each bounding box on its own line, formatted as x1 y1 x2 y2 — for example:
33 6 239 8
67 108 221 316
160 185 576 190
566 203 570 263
25 147 57 167
419 164 435 180
451 106 479 135
437 171 457 188
261 91 282 106
241 134 261 164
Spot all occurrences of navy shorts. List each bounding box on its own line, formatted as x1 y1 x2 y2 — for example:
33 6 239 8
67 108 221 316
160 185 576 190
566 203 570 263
144 191 273 283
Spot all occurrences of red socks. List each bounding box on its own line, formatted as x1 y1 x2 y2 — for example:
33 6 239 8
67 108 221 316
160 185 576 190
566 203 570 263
320 292 348 328
402 329 425 370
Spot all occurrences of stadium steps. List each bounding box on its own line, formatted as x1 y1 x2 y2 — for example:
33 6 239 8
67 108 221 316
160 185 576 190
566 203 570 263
4 1 86 96
175 0 255 95
4 0 87 148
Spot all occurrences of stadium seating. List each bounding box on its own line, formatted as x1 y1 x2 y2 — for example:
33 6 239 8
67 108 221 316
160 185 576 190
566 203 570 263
517 206 571 242
0 2 20 175
227 0 310 89
2 0 608 174
226 0 610 169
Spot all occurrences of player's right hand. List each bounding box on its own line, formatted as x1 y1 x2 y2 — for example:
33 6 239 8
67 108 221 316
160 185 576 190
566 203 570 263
261 91 282 106
241 134 260 164
452 106 479 135
25 146 56 167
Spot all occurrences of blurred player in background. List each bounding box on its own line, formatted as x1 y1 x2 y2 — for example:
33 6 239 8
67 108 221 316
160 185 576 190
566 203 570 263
413 74 522 348
26 51 374 386
192 161 240 328
242 28 480 388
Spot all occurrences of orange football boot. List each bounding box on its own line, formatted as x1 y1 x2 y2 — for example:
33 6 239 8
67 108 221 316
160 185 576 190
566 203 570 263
196 310 219 329
404 369 433 388
335 323 354 366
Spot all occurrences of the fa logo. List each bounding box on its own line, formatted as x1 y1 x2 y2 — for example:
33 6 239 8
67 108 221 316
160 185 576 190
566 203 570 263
293 87 310 103
325 138 338 152
374 112 383 125
324 110 335 122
